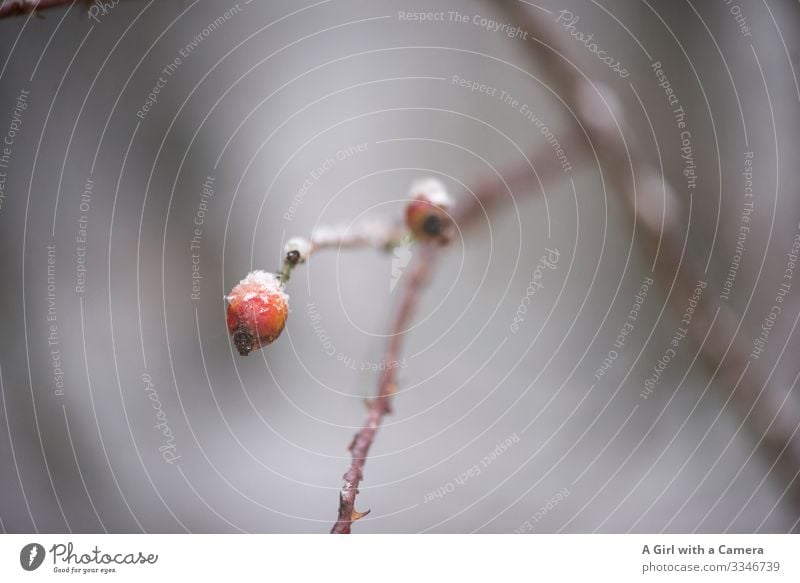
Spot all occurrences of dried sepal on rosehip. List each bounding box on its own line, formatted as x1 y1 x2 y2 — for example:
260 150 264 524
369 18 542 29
405 178 453 243
284 237 311 265
226 270 289 356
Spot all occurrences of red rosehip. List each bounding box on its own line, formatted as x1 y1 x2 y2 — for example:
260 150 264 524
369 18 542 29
226 270 289 355
404 178 453 242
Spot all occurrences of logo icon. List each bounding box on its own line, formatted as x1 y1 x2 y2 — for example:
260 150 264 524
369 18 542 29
20 543 45 571
390 235 414 293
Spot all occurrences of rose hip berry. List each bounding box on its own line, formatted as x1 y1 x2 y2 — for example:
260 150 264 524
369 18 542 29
404 178 453 242
226 270 289 356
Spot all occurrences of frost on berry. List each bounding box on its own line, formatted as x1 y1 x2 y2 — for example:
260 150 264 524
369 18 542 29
408 178 453 208
405 178 453 242
226 270 289 355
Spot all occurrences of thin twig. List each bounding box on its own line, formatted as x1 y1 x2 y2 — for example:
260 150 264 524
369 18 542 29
453 125 586 227
0 0 80 19
309 221 407 255
278 221 407 284
328 129 588 532
331 244 436 534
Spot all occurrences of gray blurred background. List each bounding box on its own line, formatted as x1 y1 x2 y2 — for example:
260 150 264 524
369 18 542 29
1 0 799 533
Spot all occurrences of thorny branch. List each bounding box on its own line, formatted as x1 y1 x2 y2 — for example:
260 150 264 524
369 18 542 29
328 131 588 533
331 244 436 534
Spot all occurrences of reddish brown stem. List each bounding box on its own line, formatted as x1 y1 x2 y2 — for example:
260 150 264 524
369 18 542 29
0 0 82 18
453 125 587 227
329 127 590 533
309 222 407 255
331 244 436 534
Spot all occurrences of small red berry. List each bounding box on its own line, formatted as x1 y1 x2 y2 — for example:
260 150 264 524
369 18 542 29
226 271 289 356
404 178 453 242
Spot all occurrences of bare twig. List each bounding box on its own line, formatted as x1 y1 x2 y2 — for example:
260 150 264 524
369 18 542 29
496 0 800 520
0 0 81 19
328 129 588 533
331 243 436 533
309 221 407 255
278 221 408 284
453 125 586 227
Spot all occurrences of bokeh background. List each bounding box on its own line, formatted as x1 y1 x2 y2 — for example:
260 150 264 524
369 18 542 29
1 0 799 533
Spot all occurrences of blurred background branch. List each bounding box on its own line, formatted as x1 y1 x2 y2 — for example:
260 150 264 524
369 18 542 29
0 0 83 19
496 0 800 521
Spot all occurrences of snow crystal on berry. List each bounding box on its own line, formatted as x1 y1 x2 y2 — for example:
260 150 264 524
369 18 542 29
408 177 452 209
227 270 289 304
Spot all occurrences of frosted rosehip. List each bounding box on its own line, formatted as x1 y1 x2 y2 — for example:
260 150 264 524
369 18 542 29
405 178 453 242
226 270 289 355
